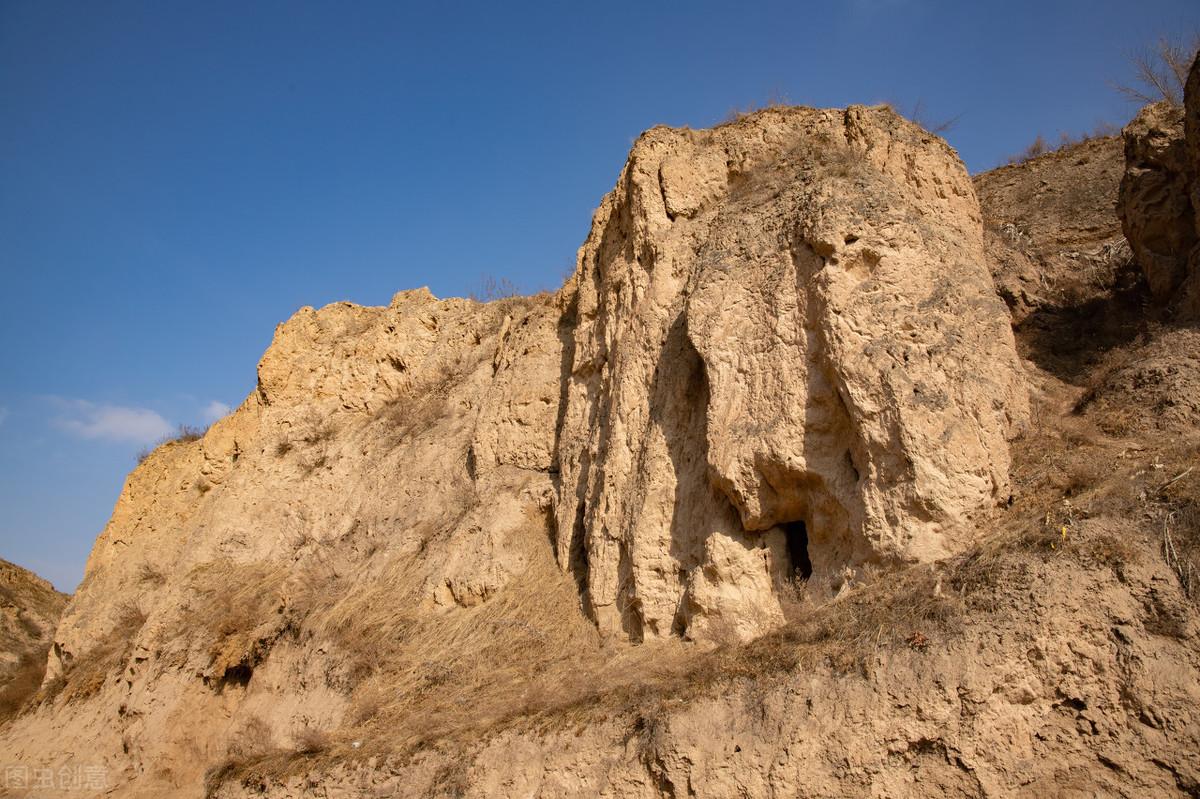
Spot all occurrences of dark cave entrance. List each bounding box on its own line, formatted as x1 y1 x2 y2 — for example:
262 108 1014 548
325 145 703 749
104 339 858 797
783 520 812 581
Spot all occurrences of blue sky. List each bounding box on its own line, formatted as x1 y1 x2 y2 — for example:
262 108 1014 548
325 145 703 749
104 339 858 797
3 0 1199 591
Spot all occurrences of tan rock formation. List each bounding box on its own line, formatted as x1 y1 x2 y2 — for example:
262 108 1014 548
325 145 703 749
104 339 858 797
1118 53 1200 317
555 106 1028 642
0 105 1039 798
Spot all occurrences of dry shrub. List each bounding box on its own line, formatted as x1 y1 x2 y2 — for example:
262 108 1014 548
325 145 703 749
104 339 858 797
1115 32 1200 106
1008 134 1049 165
895 98 961 135
298 416 335 446
293 727 330 755
137 424 208 463
205 716 277 797
1163 497 1200 600
135 562 166 587
467 275 519 303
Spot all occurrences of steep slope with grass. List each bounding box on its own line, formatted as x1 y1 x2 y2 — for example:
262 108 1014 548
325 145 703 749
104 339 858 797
2 97 1199 799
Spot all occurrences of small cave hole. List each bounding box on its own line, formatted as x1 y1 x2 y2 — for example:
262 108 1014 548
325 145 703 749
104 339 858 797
844 234 860 245
220 664 253 690
783 521 812 581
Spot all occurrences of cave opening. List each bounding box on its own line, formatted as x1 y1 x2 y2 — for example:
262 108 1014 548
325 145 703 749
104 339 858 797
783 520 812 581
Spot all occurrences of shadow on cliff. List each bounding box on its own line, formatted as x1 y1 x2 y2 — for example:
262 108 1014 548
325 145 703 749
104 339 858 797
1014 265 1161 383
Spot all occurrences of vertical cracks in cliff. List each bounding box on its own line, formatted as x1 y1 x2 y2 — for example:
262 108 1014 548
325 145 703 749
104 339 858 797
550 288 595 621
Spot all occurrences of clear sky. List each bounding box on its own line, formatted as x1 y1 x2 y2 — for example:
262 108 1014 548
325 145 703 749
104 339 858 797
3 0 1199 591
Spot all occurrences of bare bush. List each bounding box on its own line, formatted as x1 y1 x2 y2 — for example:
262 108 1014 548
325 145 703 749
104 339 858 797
134 562 166 587
137 424 209 463
468 275 519 302
293 727 330 755
891 98 962 135
1008 134 1049 165
1115 33 1200 106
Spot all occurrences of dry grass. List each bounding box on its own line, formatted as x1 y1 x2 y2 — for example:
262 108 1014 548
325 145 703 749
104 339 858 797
374 353 483 444
298 415 335 446
293 727 331 755
219 497 1148 793
40 602 146 705
270 412 338 475
138 424 208 463
135 562 166 587
180 561 302 687
204 716 276 797
1004 125 1120 167
719 92 791 125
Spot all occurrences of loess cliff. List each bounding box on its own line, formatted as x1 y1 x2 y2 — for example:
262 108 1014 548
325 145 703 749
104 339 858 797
2 65 1200 798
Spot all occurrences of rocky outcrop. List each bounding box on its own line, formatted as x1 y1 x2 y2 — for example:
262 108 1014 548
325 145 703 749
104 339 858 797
0 105 1034 797
6 290 577 796
1118 53 1200 317
556 106 1028 642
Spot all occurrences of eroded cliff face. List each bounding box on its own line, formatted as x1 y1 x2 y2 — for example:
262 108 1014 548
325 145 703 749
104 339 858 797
1 105 1039 798
556 106 1028 642
8 289 579 796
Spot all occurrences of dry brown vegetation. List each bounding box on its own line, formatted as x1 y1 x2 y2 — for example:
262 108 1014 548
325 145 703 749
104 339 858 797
1005 125 1122 166
135 561 167 587
1115 32 1200 106
180 561 298 687
40 602 146 706
137 424 209 463
222 443 1163 791
467 275 520 303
